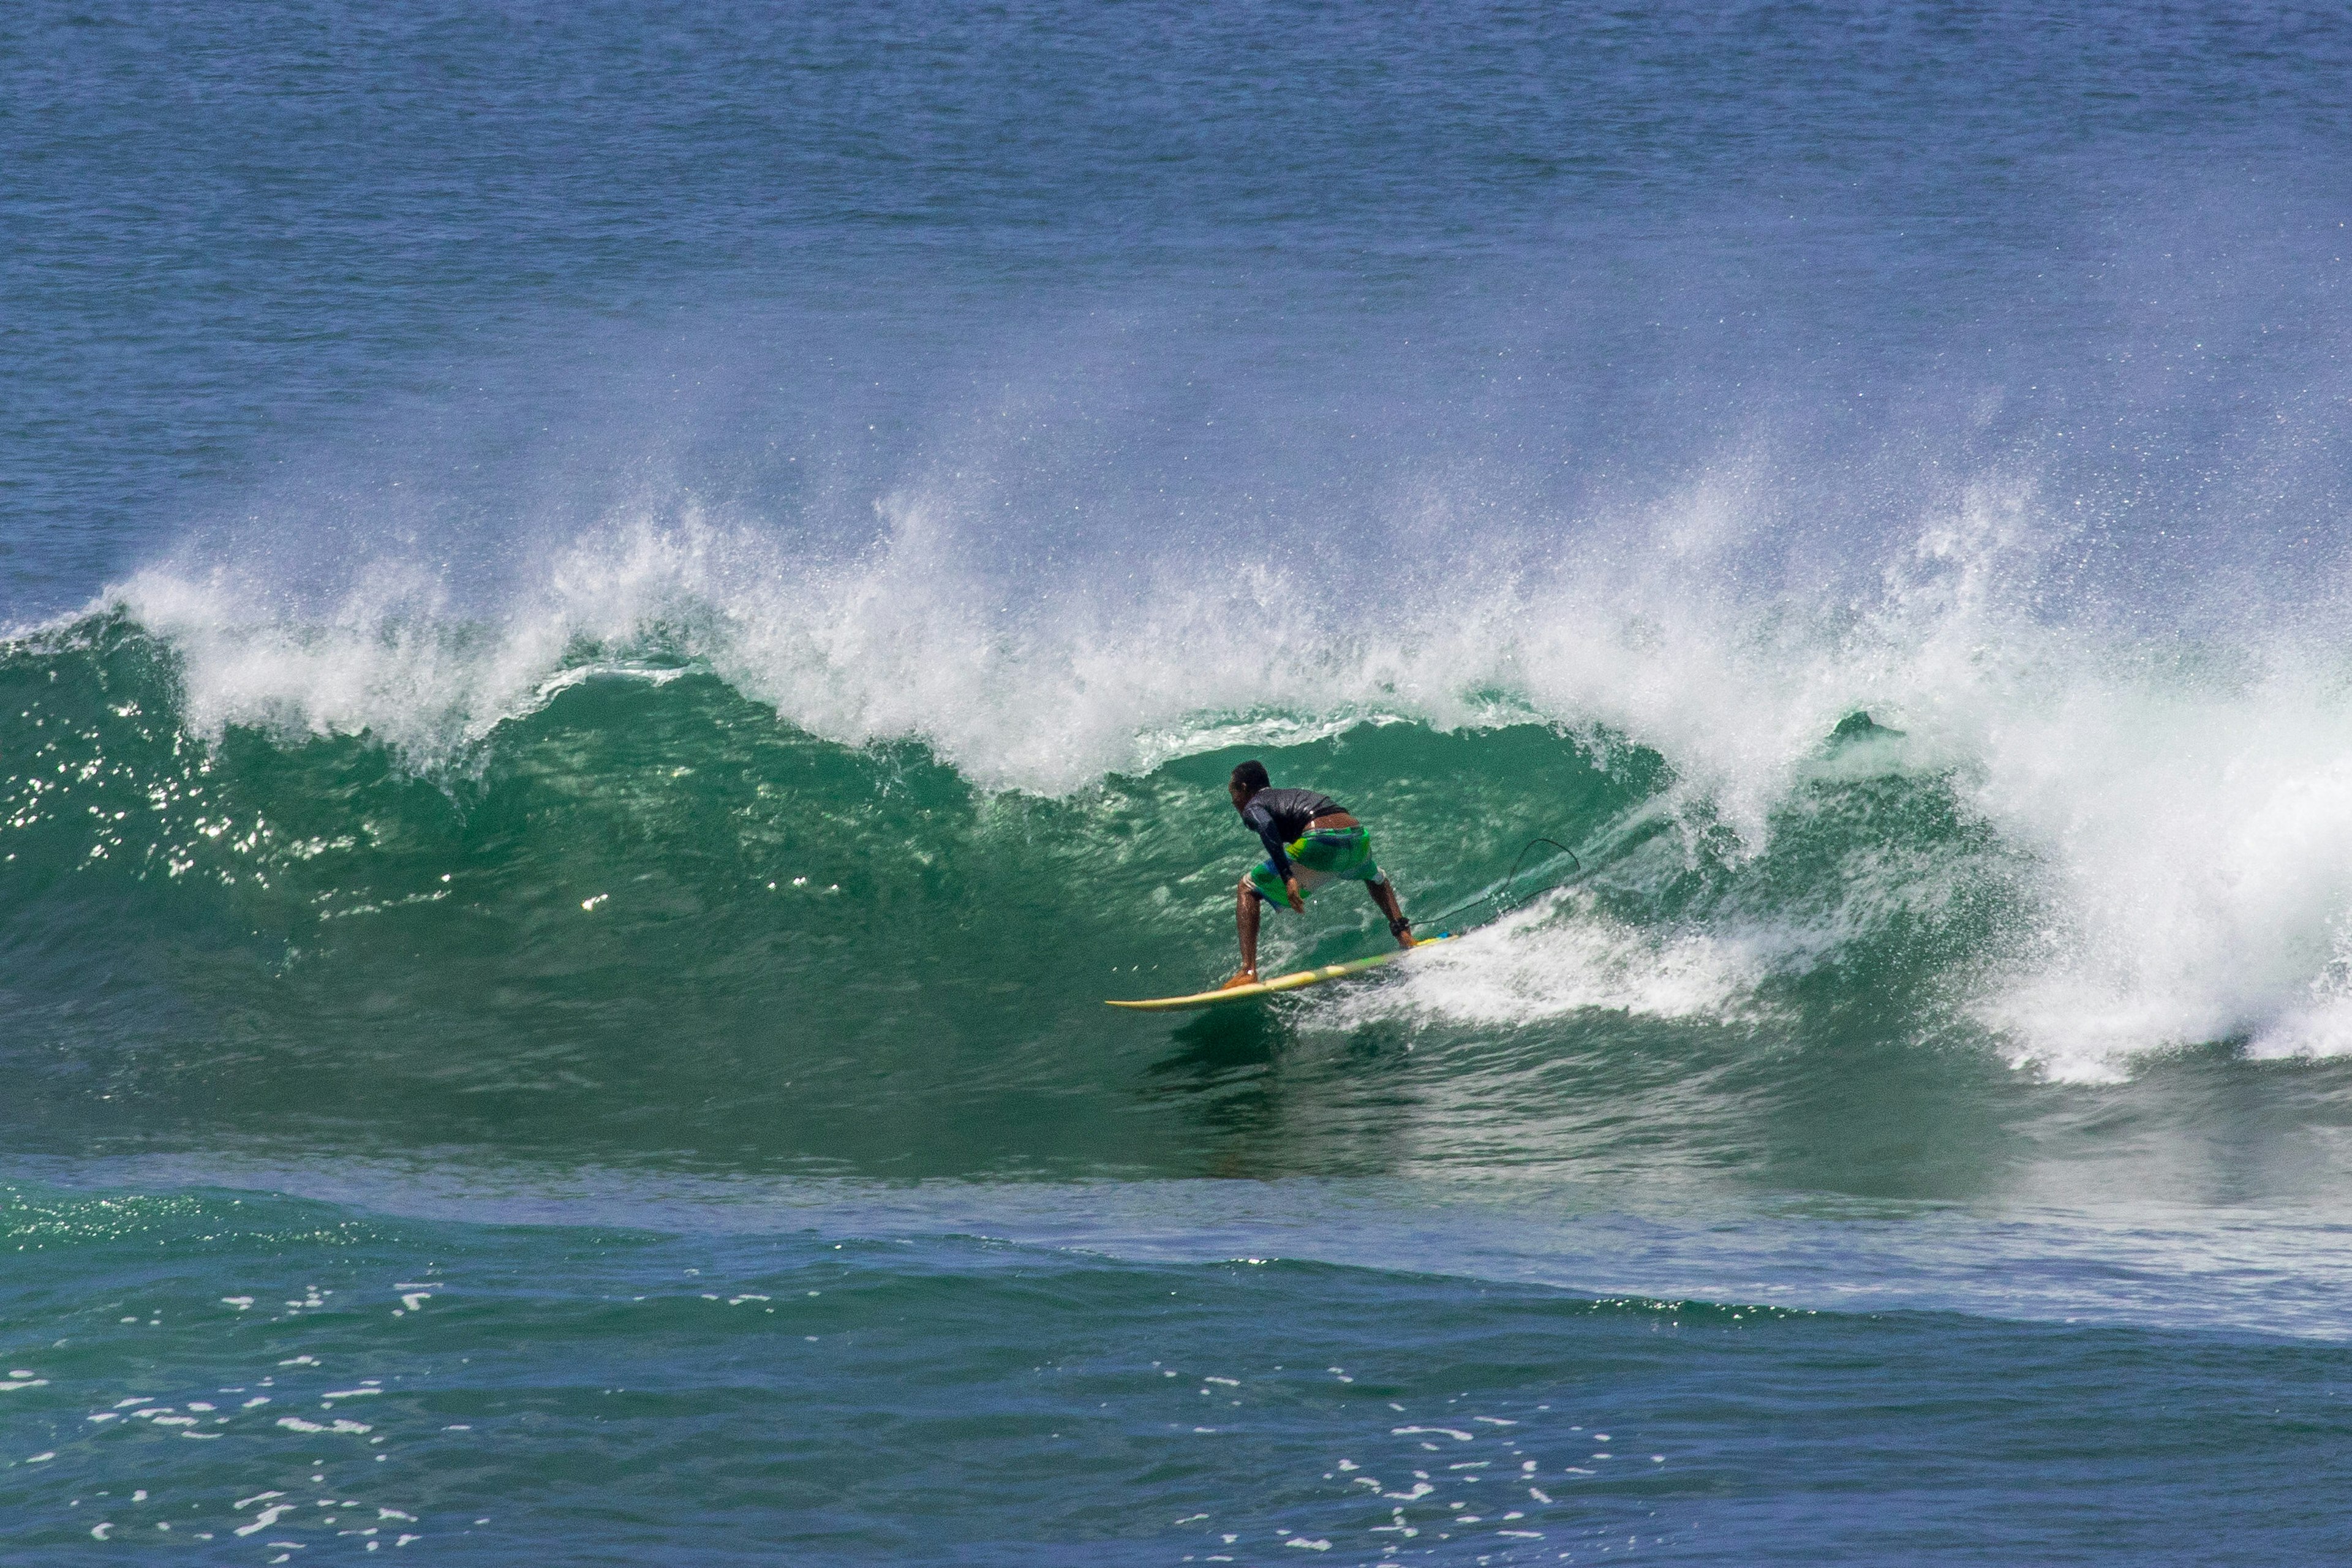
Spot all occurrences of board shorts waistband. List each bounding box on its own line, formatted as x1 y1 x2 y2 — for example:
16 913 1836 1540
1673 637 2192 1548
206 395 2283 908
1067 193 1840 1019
1248 824 1385 908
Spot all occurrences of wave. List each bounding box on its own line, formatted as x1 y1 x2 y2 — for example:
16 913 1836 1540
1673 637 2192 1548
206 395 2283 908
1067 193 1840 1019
8 486 2352 1191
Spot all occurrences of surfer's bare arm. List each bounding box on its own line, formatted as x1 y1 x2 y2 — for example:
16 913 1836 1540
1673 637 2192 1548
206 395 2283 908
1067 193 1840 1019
1368 876 1413 948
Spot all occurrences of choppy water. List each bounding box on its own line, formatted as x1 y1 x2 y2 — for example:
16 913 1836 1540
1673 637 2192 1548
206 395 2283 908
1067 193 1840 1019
9 1 2352 1561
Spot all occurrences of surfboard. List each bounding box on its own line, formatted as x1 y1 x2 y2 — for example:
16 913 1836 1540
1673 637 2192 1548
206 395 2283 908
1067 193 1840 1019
1104 933 1457 1012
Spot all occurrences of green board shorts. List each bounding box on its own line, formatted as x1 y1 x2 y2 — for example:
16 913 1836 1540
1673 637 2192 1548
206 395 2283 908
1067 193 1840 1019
1248 824 1386 908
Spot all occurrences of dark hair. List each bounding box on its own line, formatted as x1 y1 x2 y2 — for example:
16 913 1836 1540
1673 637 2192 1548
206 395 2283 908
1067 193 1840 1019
1230 760 1270 794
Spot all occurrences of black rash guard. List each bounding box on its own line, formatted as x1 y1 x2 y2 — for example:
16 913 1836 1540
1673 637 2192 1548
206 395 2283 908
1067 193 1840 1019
1239 787 1346 882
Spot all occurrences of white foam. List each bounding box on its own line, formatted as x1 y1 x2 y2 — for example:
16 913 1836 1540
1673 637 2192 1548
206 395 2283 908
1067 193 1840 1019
1331 894 1772 1033
102 486 1849 801
1961 642 2352 1079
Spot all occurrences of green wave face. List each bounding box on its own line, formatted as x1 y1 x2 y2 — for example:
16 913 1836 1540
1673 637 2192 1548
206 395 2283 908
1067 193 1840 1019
0 614 2063 1193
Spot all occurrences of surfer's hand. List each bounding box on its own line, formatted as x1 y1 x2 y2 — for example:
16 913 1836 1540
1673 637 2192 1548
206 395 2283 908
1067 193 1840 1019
1283 878 1305 913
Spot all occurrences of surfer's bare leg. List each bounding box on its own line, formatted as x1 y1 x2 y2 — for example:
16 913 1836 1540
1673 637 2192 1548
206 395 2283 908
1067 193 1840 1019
1223 875 1263 988
1366 876 1415 949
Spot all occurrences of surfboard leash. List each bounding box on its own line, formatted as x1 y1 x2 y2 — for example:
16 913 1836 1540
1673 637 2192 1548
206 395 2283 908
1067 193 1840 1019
1414 837 1584 935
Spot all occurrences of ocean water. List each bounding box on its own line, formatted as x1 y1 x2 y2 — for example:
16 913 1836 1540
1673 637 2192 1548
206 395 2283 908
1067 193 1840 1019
8 1 2352 1560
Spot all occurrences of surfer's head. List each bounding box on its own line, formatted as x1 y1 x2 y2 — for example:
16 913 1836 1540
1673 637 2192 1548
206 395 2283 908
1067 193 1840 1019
1229 759 1270 812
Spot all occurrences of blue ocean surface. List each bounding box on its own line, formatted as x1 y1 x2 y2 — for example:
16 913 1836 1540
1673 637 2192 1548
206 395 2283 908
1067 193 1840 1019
7 1 2352 1561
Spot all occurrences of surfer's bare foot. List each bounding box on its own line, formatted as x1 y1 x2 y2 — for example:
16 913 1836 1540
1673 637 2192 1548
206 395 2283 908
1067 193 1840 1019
1218 971 1259 990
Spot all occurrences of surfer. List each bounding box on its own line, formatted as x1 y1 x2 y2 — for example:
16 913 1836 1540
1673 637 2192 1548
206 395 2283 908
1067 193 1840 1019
1222 760 1415 989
